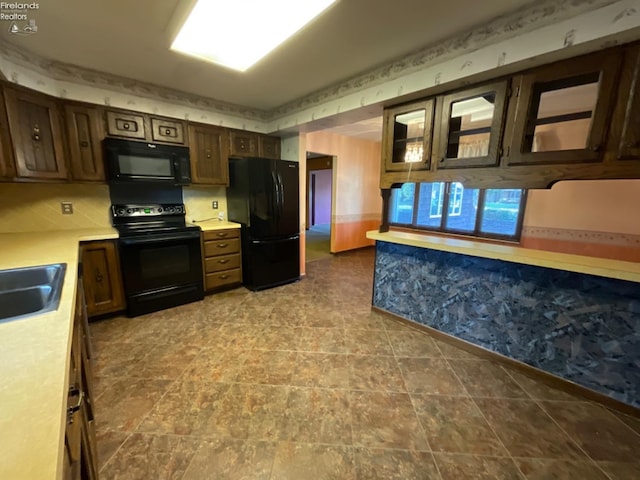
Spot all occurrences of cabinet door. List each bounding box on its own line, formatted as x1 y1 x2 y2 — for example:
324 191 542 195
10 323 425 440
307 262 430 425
616 45 640 160
4 87 68 180
434 80 508 169
258 135 280 159
188 123 229 185
105 110 146 140
383 99 435 172
0 90 15 178
150 116 186 145
81 240 125 317
65 104 105 182
504 51 622 165
229 130 258 157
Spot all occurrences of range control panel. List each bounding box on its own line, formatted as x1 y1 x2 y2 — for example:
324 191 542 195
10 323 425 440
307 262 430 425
111 204 185 218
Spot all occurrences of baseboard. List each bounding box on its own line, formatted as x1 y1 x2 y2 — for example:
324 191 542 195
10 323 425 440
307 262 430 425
372 306 640 418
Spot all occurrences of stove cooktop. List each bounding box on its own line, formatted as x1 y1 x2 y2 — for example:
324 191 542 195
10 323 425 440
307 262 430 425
111 203 201 237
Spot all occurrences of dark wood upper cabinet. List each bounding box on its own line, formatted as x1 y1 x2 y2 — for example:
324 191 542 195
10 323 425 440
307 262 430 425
504 51 622 166
105 109 146 140
3 86 68 180
229 130 258 157
614 45 640 160
150 116 186 145
0 89 15 179
188 123 229 185
434 80 509 169
258 135 280 159
64 104 105 182
383 99 435 172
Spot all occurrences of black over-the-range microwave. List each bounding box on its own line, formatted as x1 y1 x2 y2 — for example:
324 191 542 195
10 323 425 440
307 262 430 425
104 137 191 185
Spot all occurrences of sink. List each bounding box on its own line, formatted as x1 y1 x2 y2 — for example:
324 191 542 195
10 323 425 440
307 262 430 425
0 263 67 323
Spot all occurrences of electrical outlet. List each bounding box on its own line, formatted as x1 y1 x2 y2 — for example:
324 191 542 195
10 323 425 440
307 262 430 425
61 202 73 215
212 200 218 209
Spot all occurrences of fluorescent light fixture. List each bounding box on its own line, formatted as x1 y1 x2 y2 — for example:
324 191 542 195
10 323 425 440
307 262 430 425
171 0 337 72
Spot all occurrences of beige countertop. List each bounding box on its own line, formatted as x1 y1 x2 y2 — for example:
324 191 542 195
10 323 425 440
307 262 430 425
366 230 640 283
0 228 117 480
196 220 241 232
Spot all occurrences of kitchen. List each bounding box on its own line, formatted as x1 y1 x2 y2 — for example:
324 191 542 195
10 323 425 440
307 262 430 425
1 0 640 479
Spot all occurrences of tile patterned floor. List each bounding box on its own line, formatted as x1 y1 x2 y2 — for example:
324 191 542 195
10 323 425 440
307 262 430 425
90 248 640 480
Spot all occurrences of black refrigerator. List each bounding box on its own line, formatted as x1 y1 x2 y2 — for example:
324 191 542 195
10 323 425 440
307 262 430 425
227 157 300 291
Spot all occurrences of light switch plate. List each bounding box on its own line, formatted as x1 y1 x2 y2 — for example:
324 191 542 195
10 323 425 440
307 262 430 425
61 202 73 215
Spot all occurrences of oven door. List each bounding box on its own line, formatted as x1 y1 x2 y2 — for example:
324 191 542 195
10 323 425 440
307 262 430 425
118 230 203 316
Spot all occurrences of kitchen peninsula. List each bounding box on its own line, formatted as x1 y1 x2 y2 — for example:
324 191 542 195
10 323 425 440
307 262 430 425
367 230 640 410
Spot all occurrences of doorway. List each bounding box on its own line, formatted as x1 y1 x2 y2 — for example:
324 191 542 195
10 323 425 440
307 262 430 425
306 153 333 262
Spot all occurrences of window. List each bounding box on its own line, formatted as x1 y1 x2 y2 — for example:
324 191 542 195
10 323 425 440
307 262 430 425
389 182 526 240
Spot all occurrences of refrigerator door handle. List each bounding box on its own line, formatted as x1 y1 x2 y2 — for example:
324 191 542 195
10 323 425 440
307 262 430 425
276 172 285 213
271 171 280 217
251 234 299 245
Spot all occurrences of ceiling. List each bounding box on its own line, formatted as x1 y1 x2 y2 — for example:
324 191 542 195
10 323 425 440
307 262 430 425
0 0 536 116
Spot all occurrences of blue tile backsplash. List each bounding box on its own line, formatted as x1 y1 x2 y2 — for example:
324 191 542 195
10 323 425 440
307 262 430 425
373 241 640 408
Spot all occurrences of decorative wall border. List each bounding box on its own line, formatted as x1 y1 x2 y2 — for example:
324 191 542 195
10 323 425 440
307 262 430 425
522 226 640 248
0 0 624 126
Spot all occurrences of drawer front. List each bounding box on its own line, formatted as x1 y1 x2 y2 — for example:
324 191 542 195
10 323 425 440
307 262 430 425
151 117 185 144
205 253 241 273
106 111 146 139
203 229 240 241
205 268 242 290
204 238 240 256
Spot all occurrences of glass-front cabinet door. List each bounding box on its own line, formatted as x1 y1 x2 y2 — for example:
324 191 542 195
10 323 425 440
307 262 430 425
434 80 508 169
504 51 621 165
383 99 435 172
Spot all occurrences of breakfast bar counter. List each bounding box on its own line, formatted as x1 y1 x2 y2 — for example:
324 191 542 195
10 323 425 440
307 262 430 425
366 230 640 409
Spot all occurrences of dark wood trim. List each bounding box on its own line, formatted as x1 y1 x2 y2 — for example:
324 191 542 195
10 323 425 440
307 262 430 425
532 110 592 127
372 305 640 418
379 188 392 232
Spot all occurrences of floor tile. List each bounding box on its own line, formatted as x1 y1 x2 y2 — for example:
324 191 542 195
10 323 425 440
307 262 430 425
514 458 609 479
344 311 389 330
180 348 248 383
280 387 352 444
95 430 129 471
505 369 579 401
181 437 276 480
353 447 440 479
297 327 347 353
412 394 507 455
236 350 298 385
397 357 468 395
136 381 230 436
95 378 172 432
92 341 151 377
270 442 356 480
210 383 289 440
596 461 640 480
539 401 640 462
253 326 301 351
127 343 200 380
348 355 407 392
350 390 428 450
474 398 586 459
267 307 310 327
387 329 443 357
343 329 393 355
99 432 199 480
305 308 345 328
610 410 640 436
449 359 528 398
433 453 524 480
291 352 349 388
433 339 479 359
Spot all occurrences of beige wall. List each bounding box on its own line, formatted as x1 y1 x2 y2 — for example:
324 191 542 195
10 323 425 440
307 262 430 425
0 183 226 233
305 131 382 253
521 179 640 261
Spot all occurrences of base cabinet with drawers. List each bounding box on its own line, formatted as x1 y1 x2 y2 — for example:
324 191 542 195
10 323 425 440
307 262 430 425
202 229 242 291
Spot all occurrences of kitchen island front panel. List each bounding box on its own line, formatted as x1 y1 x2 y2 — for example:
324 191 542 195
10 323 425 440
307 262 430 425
371 239 640 409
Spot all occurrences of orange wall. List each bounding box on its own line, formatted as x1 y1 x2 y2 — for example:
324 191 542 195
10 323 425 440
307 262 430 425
305 131 382 252
522 179 640 262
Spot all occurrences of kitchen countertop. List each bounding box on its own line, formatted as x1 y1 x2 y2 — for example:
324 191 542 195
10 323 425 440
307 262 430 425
366 229 640 283
195 220 241 232
0 228 117 480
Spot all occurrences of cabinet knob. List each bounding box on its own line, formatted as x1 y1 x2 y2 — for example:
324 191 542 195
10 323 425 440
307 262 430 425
32 124 40 142
123 123 130 130
95 269 103 283
590 144 601 152
80 140 89 148
165 128 171 135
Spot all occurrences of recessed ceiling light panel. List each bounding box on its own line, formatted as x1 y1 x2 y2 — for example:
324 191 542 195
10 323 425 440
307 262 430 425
171 0 337 72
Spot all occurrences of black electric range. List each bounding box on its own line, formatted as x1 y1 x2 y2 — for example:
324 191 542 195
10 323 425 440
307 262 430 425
112 203 204 317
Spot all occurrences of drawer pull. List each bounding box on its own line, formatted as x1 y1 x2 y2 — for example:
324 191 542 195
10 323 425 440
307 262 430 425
218 259 229 264
219 274 230 279
217 243 228 248
66 387 84 424
216 232 228 237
